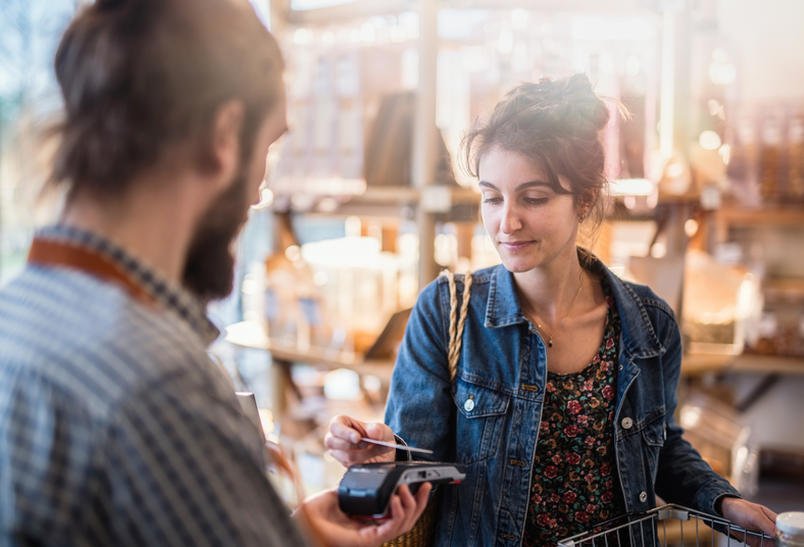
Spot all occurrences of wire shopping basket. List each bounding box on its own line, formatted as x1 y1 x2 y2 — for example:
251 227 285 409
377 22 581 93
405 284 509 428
557 503 774 546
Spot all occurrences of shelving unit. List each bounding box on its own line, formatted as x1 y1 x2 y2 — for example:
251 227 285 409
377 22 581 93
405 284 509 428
241 0 804 508
243 0 684 421
226 320 394 376
683 353 804 377
265 0 452 286
266 183 479 220
684 199 804 420
265 0 672 285
712 205 804 243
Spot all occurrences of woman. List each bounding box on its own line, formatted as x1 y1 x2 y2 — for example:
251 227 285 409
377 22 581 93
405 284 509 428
325 74 776 546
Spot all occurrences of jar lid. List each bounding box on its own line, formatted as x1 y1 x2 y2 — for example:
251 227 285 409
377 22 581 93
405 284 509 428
777 512 804 535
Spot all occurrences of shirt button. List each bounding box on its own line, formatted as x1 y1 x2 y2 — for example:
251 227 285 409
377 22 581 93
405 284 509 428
639 491 648 503
621 417 634 429
464 398 475 412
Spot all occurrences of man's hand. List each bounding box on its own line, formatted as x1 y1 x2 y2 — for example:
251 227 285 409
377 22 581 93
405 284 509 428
720 497 777 547
294 483 432 547
324 415 396 467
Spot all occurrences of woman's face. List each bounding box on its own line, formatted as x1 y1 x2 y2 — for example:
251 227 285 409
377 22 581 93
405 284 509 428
478 146 580 273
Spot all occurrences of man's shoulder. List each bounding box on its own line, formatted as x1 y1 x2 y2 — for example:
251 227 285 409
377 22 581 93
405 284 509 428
0 266 210 413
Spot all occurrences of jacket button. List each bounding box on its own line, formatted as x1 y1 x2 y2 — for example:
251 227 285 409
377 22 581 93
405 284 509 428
621 417 634 429
639 491 648 502
464 398 475 412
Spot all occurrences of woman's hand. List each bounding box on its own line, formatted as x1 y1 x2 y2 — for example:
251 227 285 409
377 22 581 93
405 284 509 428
720 497 777 547
294 483 432 547
325 415 396 467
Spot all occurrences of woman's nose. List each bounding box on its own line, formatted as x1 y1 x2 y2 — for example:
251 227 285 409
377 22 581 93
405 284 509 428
499 203 522 234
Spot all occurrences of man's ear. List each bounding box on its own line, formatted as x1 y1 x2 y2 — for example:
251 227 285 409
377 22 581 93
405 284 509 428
201 100 244 191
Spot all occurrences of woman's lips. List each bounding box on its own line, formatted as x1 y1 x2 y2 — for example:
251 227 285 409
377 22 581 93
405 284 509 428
499 240 536 251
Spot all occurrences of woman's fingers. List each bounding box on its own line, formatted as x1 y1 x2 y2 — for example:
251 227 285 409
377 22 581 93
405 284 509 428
760 505 778 525
325 415 398 468
364 422 394 442
324 433 361 452
328 415 366 443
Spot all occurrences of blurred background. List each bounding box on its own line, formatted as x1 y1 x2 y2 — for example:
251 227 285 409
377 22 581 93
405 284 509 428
2 0 802 514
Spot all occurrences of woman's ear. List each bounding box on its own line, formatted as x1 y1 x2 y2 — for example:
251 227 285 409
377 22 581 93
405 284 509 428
576 188 598 221
199 100 244 191
575 201 590 222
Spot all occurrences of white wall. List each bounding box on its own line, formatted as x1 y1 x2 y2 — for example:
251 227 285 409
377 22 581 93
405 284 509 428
718 0 804 102
731 375 804 450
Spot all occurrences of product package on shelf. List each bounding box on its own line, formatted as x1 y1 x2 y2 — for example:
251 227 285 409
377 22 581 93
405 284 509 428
271 36 408 204
747 281 804 358
300 236 414 355
726 103 804 205
363 90 456 188
682 250 763 355
257 232 414 359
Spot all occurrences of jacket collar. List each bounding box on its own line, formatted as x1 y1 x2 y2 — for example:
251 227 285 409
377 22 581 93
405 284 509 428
483 248 665 360
483 265 527 329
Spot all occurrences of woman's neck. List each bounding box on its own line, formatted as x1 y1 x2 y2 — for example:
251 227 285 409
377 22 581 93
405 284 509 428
514 247 588 323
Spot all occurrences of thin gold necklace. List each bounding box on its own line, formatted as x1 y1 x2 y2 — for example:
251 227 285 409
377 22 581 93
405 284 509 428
525 269 584 349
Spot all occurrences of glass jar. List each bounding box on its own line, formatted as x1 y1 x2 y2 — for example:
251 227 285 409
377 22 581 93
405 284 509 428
777 511 804 547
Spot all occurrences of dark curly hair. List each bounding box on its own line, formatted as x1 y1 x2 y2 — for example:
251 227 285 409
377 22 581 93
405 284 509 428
463 74 610 229
49 0 284 201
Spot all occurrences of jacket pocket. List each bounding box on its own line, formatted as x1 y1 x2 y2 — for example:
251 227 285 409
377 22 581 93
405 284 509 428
452 376 510 463
640 413 666 485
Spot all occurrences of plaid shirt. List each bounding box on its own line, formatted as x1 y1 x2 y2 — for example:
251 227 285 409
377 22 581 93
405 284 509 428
0 225 306 547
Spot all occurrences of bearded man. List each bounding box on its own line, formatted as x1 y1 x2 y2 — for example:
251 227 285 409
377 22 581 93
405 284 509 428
0 1 428 545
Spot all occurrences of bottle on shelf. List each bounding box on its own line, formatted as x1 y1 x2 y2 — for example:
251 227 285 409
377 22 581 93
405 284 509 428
263 212 319 349
758 113 783 203
788 113 804 201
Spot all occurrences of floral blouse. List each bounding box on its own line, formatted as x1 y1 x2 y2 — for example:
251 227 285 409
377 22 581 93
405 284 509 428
523 286 625 546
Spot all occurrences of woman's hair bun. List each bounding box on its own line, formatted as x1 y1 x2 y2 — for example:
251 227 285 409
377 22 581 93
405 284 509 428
561 73 610 133
506 74 609 138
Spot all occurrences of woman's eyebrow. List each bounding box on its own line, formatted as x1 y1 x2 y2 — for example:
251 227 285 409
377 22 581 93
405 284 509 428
478 180 551 190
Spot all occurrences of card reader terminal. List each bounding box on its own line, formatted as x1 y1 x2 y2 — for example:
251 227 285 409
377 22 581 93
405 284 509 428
337 461 466 518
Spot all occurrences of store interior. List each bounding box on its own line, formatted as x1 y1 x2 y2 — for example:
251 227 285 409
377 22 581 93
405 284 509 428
201 0 804 511
0 0 802 527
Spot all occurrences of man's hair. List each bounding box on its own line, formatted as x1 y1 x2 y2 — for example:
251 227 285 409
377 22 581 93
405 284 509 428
49 0 284 200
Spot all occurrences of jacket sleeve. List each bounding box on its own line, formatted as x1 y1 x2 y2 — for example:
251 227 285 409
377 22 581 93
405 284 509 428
654 311 742 514
384 278 456 463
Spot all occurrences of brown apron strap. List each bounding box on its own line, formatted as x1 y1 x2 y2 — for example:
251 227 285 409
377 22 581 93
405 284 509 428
27 237 154 305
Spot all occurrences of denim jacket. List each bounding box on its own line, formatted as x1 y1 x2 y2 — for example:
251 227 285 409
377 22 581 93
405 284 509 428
385 252 740 546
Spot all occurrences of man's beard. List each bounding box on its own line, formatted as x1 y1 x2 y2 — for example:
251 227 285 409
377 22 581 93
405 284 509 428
182 168 250 302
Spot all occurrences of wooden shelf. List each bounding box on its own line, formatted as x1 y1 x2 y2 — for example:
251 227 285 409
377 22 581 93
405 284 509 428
282 0 655 26
682 352 804 377
224 320 394 380
283 0 416 26
764 277 804 298
715 206 804 227
709 205 804 247
266 183 479 220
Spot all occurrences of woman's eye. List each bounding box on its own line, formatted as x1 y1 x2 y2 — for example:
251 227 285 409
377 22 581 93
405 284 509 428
524 197 548 206
482 196 502 205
